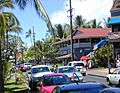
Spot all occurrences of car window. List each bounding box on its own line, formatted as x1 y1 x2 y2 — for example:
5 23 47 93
112 69 119 74
73 63 84 66
32 67 50 73
59 67 76 73
43 75 70 86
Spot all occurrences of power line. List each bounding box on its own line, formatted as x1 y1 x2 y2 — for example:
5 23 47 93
84 0 112 18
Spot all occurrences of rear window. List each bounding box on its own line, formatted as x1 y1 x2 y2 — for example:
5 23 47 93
73 63 84 66
32 67 50 73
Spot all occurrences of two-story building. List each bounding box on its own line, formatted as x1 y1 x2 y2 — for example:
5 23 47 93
55 28 111 62
108 0 120 60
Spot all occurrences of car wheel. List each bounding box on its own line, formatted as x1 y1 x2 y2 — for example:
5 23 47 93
107 78 112 85
117 80 120 87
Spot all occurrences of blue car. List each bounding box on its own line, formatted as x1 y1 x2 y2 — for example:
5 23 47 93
53 82 107 93
100 88 120 93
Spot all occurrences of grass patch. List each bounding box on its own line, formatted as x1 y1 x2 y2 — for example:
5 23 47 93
4 71 28 93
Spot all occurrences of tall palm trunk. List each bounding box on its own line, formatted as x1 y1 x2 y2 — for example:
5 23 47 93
0 37 4 93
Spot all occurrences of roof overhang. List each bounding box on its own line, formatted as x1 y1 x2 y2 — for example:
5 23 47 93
109 17 120 25
55 54 71 60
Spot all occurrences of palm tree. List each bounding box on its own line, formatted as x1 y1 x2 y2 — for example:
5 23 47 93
90 19 103 28
0 1 15 92
26 29 32 43
55 24 64 39
13 0 54 37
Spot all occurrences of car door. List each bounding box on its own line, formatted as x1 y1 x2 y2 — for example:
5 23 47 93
110 69 119 84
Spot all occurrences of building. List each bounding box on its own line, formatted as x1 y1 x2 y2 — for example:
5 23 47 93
54 28 111 62
108 0 120 60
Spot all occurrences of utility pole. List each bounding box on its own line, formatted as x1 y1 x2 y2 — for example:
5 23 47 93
107 40 110 74
69 0 74 61
33 27 36 64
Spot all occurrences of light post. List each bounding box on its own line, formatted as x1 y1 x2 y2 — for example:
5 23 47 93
69 0 74 61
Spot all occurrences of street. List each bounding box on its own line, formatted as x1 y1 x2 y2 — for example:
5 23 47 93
28 75 119 93
84 75 108 86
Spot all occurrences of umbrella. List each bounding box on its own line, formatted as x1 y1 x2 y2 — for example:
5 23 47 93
80 56 92 60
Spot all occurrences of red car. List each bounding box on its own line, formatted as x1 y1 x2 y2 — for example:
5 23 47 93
39 73 71 93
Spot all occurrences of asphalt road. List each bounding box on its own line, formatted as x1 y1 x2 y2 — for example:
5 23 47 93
84 75 108 86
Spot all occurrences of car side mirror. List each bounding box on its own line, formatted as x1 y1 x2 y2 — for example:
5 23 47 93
28 72 31 74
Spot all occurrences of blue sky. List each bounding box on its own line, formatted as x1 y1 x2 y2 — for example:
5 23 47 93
11 0 113 47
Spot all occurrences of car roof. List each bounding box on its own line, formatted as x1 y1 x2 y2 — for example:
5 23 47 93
58 66 74 68
59 82 107 90
43 73 66 77
32 65 48 68
68 61 84 63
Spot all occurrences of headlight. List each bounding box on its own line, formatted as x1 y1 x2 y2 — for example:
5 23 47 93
52 87 61 93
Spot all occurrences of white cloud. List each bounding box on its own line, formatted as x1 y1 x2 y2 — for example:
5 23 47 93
51 0 113 25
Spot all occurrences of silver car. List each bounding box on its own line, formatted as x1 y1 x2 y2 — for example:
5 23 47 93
56 66 83 82
106 68 120 85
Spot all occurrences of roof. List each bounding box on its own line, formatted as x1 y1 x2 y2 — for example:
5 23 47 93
55 54 71 59
109 17 120 25
54 28 111 44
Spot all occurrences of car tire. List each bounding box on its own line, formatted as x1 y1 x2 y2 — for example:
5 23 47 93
106 78 112 85
117 80 120 87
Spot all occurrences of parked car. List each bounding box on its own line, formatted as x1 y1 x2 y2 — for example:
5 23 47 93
106 68 120 85
29 65 53 90
100 87 120 93
55 66 83 82
39 73 71 93
40 81 107 93
23 63 32 70
67 61 87 75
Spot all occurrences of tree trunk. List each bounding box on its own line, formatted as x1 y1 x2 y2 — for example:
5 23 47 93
0 39 4 93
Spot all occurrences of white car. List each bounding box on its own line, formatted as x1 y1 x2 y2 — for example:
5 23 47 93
23 63 32 70
29 65 53 90
56 66 83 82
67 61 87 76
106 68 120 85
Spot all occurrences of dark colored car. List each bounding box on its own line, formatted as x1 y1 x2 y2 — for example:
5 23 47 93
100 88 120 93
53 82 108 93
39 73 71 93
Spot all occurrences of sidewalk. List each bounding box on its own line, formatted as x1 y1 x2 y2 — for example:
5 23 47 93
87 68 115 78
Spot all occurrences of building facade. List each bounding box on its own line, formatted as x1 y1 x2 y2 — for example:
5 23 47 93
108 0 120 60
55 28 111 62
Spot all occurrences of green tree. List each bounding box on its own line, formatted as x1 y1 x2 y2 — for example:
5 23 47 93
13 0 54 37
26 29 32 43
90 19 102 28
0 1 15 92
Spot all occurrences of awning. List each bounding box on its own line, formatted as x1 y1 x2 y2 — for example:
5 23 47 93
109 17 120 25
55 54 71 60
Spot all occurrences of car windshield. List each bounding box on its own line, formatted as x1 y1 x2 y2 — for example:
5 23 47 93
32 67 50 73
73 63 84 66
59 67 76 73
43 75 70 86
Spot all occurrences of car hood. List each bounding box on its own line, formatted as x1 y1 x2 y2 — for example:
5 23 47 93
65 72 82 78
32 72 53 78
